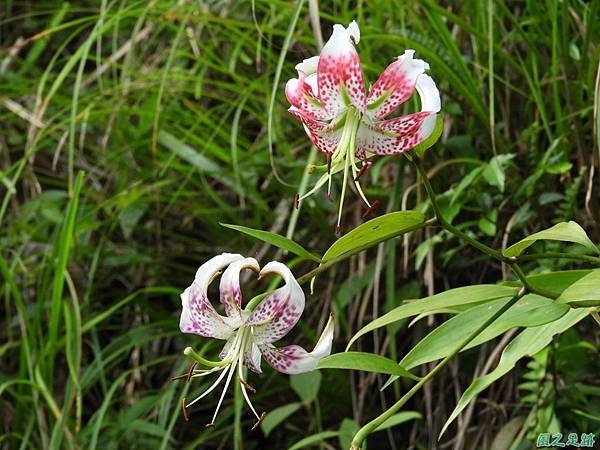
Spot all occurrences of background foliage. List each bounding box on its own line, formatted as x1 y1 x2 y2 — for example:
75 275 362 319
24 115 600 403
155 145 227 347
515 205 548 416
1 0 599 449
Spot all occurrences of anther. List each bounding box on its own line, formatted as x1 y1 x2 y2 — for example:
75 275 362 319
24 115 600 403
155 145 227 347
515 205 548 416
354 162 370 181
182 398 189 422
251 412 267 431
335 224 342 235
239 377 256 394
294 194 299 209
186 362 197 382
361 200 380 219
327 154 332 174
205 422 215 428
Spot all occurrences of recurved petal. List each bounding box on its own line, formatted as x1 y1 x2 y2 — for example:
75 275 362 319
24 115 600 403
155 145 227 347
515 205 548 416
194 253 244 294
288 107 342 155
286 56 329 120
243 340 263 374
180 283 236 339
356 111 436 156
366 50 429 119
258 314 334 374
317 21 366 116
219 257 260 318
245 261 305 344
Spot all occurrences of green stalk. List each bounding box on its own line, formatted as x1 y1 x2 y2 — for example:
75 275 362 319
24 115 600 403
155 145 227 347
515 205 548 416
412 158 559 299
350 289 527 449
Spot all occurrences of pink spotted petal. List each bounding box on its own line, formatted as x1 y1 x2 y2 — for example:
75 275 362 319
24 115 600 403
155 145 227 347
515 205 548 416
366 50 429 119
317 21 366 116
356 111 436 156
179 283 236 339
243 341 262 374
245 262 305 344
289 107 342 155
285 56 329 120
180 253 245 339
219 335 235 360
258 314 334 374
219 257 260 318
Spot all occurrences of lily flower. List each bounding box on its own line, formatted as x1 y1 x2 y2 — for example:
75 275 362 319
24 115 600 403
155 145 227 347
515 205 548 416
179 253 334 428
286 20 441 231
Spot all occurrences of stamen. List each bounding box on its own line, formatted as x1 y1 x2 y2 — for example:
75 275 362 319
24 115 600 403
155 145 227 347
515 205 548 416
251 411 267 431
239 377 256 394
210 363 236 425
326 154 332 174
186 362 197 382
181 398 189 422
170 362 198 381
186 364 231 408
361 199 380 219
354 162 370 181
298 172 330 201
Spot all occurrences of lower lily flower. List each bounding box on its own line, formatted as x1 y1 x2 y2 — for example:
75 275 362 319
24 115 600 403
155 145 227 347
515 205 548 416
178 253 334 428
286 20 441 231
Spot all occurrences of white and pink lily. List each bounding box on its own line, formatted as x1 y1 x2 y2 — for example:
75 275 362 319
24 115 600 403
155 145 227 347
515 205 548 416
286 20 441 231
179 253 334 428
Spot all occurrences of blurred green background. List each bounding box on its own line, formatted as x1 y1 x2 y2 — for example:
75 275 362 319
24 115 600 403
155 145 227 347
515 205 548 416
1 1 599 449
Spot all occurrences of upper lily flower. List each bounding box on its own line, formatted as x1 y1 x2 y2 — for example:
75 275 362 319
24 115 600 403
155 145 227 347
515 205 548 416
286 20 441 231
179 253 334 428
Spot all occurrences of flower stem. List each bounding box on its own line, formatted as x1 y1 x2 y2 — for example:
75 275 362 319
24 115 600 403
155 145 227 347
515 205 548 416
412 158 559 299
350 288 528 449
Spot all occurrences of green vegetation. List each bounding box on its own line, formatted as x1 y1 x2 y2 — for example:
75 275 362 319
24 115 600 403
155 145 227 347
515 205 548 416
1 1 599 449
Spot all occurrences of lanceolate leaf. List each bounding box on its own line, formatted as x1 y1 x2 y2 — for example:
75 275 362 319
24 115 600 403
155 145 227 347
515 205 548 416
318 352 420 380
323 211 425 262
221 223 321 262
503 221 599 257
261 402 302 437
439 308 590 438
399 295 569 370
347 284 519 350
555 269 600 307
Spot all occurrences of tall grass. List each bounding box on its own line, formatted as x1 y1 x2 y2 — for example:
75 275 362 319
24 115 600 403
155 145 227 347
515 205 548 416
1 1 598 449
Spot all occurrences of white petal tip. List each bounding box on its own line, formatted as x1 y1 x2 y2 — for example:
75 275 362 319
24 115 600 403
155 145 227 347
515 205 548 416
347 20 360 44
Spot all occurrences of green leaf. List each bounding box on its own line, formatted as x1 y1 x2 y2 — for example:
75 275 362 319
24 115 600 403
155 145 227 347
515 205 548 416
323 211 425 262
482 154 514 193
338 418 360 450
490 417 525 450
347 284 519 350
318 352 420 380
503 221 599 257
290 370 321 403
413 115 443 158
221 223 321 262
158 129 220 172
440 308 590 438
287 431 340 450
399 295 569 370
478 209 497 236
374 411 422 431
555 269 600 307
523 270 591 293
261 402 302 437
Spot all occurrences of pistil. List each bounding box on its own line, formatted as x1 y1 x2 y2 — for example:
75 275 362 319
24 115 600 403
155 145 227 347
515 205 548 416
296 107 373 229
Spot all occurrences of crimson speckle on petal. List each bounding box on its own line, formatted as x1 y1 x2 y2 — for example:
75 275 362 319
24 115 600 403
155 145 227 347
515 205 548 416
285 20 441 227
179 254 334 427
